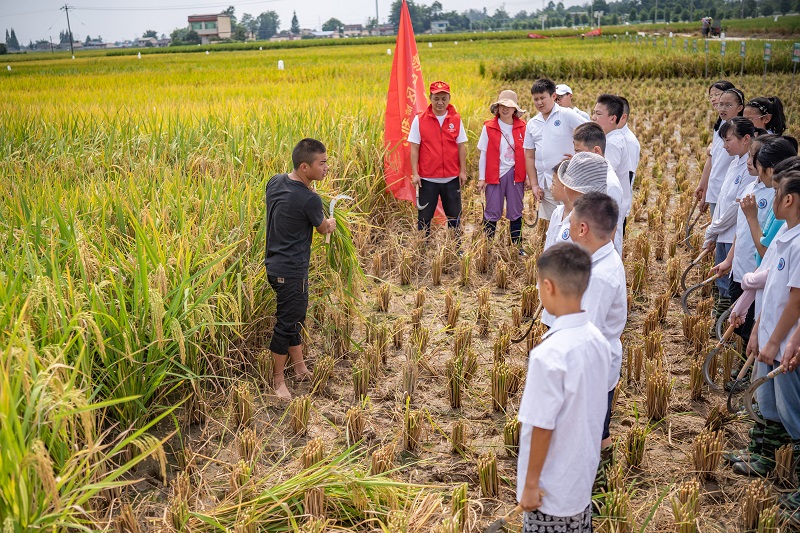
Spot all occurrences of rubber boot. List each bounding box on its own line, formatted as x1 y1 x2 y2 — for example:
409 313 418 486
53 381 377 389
733 420 791 477
483 219 497 240
509 217 526 256
724 421 765 465
592 445 614 495
712 295 732 322
778 440 800 526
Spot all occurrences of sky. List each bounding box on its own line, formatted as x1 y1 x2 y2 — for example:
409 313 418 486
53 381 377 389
1 0 582 43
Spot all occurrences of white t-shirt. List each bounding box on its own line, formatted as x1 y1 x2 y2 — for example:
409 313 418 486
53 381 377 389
707 123 736 205
605 129 633 217
477 121 516 181
620 124 641 184
517 312 610 517
755 225 787 315
705 155 753 245
523 104 588 189
606 165 625 255
542 206 573 327
408 114 468 183
733 180 774 282
582 242 627 390
572 107 591 121
757 223 800 363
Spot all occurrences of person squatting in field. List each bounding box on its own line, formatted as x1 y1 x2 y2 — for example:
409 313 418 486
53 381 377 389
264 138 336 400
409 80 468 236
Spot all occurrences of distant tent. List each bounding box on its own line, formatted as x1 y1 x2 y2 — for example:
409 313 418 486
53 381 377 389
527 33 547 39
584 28 602 37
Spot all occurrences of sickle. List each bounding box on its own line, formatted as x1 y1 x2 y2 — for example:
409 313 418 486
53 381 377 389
524 199 540 228
681 272 723 316
683 197 701 250
415 184 429 210
727 352 756 413
715 306 732 340
680 249 711 292
511 303 543 344
325 194 353 244
701 322 737 391
745 366 786 424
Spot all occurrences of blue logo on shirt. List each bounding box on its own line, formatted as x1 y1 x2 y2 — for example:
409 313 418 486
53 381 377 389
778 258 786 271
734 174 741 185
554 120 561 127
561 228 570 240
758 198 768 209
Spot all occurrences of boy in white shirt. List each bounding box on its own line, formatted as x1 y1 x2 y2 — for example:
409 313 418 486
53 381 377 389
569 192 627 493
524 78 588 221
593 94 633 233
555 83 591 121
518 242 610 532
618 97 641 186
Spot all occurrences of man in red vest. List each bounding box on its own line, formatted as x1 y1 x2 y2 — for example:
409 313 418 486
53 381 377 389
408 80 468 235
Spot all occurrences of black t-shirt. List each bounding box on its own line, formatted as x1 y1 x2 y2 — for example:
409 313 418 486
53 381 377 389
264 173 325 277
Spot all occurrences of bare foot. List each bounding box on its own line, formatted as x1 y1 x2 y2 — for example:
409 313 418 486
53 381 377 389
291 362 312 382
274 378 292 401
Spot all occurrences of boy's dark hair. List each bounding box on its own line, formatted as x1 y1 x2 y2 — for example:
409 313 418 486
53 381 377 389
572 192 619 240
747 96 786 135
596 94 624 124
573 122 606 154
619 96 630 117
756 136 798 171
531 78 556 96
537 242 592 298
718 116 755 140
292 138 326 170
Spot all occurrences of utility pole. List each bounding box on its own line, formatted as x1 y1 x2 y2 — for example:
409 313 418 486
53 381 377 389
654 0 658 23
61 4 74 57
375 0 379 27
49 35 54 53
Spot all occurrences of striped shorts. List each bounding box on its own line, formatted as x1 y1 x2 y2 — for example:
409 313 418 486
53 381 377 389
523 504 592 532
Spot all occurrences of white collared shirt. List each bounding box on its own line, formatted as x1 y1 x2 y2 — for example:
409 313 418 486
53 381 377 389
518 311 610 517
757 223 800 362
620 124 641 183
408 114 468 183
606 165 624 254
542 206 573 327
581 241 627 390
705 155 753 245
605 129 633 216
707 123 736 205
733 180 774 282
523 103 588 189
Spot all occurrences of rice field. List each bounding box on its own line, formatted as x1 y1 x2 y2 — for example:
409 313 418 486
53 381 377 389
1 37 799 532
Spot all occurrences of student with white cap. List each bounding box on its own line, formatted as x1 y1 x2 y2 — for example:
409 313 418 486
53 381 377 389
556 84 591 121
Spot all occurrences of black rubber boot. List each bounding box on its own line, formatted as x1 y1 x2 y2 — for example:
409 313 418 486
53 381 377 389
724 422 765 465
733 420 791 477
592 445 614 495
509 217 523 245
483 219 497 240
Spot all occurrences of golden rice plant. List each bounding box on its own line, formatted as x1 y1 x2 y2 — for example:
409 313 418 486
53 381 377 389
454 325 472 359
447 299 461 330
237 427 257 465
474 237 489 274
432 250 443 286
370 443 396 475
654 230 666 261
402 359 418 400
631 259 647 296
656 291 670 321
289 394 311 436
504 416 521 457
741 479 775 531
625 423 649 469
365 343 381 379
692 429 724 480
415 287 426 309
507 364 525 396
597 474 633 532
451 482 468 532
721 348 736 389
704 403 735 432
375 283 390 312
301 436 324 469
691 320 711 355
645 329 663 360
775 443 796 487
626 345 644 385
410 325 429 354
168 475 191 530
114 502 141 533
525 255 537 286
696 297 714 318
689 359 704 401
459 253 471 287
229 459 252 493
403 400 423 452
478 286 490 308
646 368 671 420
233 382 253 428
345 404 365 446
477 302 491 336
477 452 499 498
512 306 521 330
493 329 511 365
668 238 678 259
444 288 454 319
491 362 510 412
634 234 651 265
495 260 508 290
446 356 464 409
463 349 478 385
304 486 326 519
758 507 778 532
451 419 467 454
643 309 660 336
392 320 404 350
411 307 423 331
352 359 369 404
682 314 700 341
256 349 274 389
371 252 382 277
671 480 700 533
521 285 539 318
311 354 334 395
400 252 412 285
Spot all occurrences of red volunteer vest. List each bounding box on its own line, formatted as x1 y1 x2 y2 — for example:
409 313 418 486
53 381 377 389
417 104 462 179
484 116 527 184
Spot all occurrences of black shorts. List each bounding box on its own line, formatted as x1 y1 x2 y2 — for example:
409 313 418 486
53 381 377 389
728 280 755 345
268 274 308 355
602 387 615 440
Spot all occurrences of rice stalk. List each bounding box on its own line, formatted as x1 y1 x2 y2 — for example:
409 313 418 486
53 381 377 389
774 443 795 488
233 382 253 428
645 329 663 360
230 459 252 493
512 307 521 330
400 253 412 286
370 443 396 475
631 259 646 296
446 356 463 409
447 300 461 330
459 253 470 287
645 369 671 420
375 284 390 312
625 423 649 468
289 394 311 436
256 349 274 389
478 286 490 308
491 362 510 412
415 288 426 309
474 238 489 274
741 479 774 531
352 358 369 403
504 417 521 457
402 359 418 400
451 419 467 454
477 303 491 337
393 320 405 350
403 399 423 452
689 359 704 401
311 355 334 395
114 502 140 533
410 326 429 354
704 404 735 432
304 486 326 519
451 482 468 532
411 307 423 331
757 506 778 532
237 427 257 465
521 285 538 318
495 260 508 290
454 325 472 359
345 405 365 446
671 480 700 533
432 250 443 286
301 437 325 469
692 429 724 480
525 256 537 286
477 452 499 498
462 349 478 385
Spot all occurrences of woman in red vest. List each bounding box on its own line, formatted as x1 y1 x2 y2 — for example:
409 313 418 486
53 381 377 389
477 89 530 254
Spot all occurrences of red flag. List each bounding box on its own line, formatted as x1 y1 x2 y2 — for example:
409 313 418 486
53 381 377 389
383 0 426 204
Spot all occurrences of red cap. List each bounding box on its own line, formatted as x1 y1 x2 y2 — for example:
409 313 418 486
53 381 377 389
430 81 450 94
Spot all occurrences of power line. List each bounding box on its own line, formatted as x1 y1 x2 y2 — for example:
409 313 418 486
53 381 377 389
71 0 282 12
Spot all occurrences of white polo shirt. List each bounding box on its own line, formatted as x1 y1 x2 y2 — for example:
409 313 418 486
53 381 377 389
408 114 468 183
705 155 753 245
620 124 641 183
733 180 774 282
755 225 786 315
605 129 633 217
542 205 573 327
706 123 736 205
523 104 588 190
606 165 624 254
517 312 610 517
582 241 627 390
757 223 800 363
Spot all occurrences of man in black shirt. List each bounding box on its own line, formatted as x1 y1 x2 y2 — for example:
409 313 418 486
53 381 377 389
265 138 336 400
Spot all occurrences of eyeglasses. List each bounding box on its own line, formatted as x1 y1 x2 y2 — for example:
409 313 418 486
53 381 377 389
717 102 737 109
708 93 723 100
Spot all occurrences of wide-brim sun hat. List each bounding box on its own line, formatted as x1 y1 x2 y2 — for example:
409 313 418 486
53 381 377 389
558 152 608 194
490 89 527 115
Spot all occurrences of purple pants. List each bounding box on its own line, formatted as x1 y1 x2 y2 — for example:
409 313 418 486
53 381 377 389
484 167 524 222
